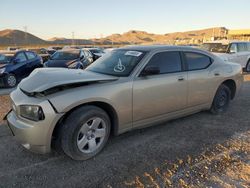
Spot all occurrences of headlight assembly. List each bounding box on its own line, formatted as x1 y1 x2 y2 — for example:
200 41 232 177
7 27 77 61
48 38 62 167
19 105 45 121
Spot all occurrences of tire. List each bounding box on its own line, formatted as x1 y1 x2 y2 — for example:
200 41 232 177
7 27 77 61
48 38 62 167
60 106 111 160
210 84 231 114
6 73 17 88
246 59 250 72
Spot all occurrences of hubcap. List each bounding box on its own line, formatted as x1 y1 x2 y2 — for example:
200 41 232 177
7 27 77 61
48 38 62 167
7 75 16 87
77 117 106 153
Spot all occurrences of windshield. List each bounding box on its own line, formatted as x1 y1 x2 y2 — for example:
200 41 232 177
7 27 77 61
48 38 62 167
51 51 80 60
89 49 104 54
0 54 14 64
86 49 146 76
201 43 229 53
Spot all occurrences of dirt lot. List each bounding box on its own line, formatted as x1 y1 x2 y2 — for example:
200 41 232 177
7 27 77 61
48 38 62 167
0 76 250 188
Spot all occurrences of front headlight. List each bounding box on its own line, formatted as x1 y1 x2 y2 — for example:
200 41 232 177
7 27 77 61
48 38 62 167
0 68 5 74
19 105 45 121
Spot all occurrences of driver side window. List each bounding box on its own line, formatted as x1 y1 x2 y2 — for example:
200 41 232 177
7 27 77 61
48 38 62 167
145 51 182 74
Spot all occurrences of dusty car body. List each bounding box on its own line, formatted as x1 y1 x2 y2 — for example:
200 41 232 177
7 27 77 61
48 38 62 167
6 45 243 160
201 40 250 71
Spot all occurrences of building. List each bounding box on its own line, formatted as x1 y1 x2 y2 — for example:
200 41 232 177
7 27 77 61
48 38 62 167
228 29 250 41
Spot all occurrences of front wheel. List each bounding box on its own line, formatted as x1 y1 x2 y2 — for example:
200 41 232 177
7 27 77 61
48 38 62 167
60 106 111 160
210 84 231 114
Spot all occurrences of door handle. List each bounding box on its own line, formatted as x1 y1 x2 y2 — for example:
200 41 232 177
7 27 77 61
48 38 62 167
177 76 185 81
214 72 220 76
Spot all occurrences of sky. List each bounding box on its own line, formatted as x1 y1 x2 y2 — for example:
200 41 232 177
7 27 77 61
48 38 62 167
0 0 250 40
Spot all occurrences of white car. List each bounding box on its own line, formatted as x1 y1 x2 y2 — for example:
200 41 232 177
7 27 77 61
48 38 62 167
201 40 250 72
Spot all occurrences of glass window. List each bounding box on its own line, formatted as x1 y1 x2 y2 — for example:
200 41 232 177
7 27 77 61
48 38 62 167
80 50 85 58
15 52 27 63
0 54 14 64
238 43 247 52
145 51 182 74
86 49 146 77
246 43 250 51
184 52 211 70
50 50 80 60
229 43 237 53
26 52 36 60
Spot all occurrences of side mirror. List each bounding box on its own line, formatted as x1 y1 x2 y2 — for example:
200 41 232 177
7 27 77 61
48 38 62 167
140 66 160 76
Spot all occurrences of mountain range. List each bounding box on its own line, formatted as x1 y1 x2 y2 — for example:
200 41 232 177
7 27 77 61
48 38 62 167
0 27 228 46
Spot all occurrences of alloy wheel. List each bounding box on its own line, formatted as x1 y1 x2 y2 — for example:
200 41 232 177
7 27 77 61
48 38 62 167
7 75 17 87
77 117 107 153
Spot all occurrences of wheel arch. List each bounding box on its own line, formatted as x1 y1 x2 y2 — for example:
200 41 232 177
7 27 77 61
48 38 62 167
51 101 119 144
221 79 236 99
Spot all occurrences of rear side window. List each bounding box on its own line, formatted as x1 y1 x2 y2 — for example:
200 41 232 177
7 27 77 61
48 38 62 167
246 43 250 51
26 52 36 60
184 52 212 71
146 51 182 74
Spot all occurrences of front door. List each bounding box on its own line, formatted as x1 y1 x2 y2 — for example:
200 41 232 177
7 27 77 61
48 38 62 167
132 51 187 125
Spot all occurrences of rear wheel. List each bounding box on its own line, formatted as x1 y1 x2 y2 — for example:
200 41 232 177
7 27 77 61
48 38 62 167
60 106 111 160
6 74 17 88
210 84 231 114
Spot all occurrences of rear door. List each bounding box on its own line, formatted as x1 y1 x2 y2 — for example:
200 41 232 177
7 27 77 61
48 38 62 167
133 51 188 125
25 51 40 74
183 51 213 107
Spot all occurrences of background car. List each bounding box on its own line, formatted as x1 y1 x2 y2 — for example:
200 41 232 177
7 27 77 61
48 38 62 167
44 49 93 69
28 48 52 62
86 48 105 61
0 50 43 87
201 40 250 72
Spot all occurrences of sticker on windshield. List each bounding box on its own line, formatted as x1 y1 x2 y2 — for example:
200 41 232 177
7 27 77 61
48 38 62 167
114 58 125 72
125 51 142 57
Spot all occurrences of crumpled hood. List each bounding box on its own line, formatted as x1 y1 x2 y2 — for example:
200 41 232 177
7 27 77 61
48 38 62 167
19 68 118 94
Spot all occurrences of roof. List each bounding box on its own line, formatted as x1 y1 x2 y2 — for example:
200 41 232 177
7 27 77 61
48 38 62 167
118 45 205 52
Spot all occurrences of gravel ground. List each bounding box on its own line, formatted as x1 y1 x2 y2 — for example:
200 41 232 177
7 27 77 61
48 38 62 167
0 76 249 188
0 95 10 123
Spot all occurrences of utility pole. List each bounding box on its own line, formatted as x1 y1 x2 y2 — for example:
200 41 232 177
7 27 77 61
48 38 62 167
100 33 103 46
72 32 75 46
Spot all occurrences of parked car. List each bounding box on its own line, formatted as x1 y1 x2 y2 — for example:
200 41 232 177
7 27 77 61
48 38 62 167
6 46 243 160
201 40 250 72
41 48 56 55
44 49 93 69
86 48 105 61
0 50 43 87
28 48 51 62
47 46 63 51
